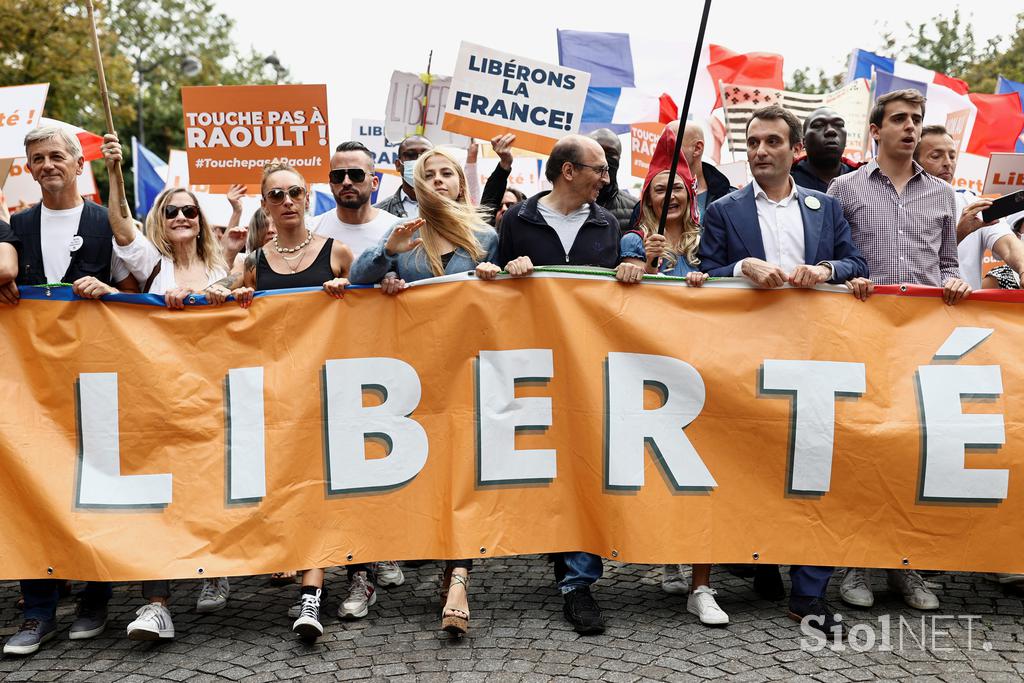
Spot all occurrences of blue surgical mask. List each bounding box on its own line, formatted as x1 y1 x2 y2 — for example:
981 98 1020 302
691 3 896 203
402 159 416 186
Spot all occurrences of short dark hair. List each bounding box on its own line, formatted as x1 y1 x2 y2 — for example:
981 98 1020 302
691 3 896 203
914 125 953 161
545 137 585 183
746 105 802 147
334 141 375 169
870 89 926 127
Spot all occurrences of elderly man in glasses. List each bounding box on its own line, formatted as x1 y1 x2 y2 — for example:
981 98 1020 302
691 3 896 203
313 141 402 260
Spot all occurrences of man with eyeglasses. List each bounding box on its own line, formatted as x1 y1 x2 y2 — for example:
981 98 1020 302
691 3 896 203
373 135 433 219
313 141 400 260
3 126 138 656
494 133 645 637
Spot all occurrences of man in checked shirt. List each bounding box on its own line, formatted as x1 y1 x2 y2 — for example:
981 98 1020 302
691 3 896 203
828 88 971 306
827 88 970 614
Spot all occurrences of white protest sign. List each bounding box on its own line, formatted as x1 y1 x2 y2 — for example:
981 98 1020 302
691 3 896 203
0 84 49 158
385 72 469 147
351 118 398 173
982 153 1024 196
442 42 590 155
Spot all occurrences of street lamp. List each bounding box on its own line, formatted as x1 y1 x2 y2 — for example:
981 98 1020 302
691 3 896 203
136 54 202 146
264 53 287 84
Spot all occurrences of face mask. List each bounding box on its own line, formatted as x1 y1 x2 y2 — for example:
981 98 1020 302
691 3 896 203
402 160 417 186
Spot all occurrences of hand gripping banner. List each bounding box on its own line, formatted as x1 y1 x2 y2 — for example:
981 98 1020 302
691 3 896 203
1 273 1022 581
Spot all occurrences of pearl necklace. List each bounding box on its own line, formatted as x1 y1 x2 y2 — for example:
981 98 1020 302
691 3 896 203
273 229 313 254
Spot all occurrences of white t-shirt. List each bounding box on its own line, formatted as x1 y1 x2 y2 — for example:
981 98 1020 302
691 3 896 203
112 229 227 294
955 190 1013 290
537 200 590 257
312 208 399 260
41 204 130 283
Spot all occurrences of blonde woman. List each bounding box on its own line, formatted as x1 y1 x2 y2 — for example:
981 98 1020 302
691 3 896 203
349 147 499 637
103 136 229 309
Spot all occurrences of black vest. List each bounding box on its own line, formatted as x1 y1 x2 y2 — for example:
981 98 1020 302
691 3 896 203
11 201 115 286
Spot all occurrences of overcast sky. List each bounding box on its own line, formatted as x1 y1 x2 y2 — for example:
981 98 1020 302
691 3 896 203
211 1 1017 146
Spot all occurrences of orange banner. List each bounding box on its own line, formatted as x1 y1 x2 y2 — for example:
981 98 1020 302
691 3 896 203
180 84 330 184
1 275 1023 582
630 122 664 178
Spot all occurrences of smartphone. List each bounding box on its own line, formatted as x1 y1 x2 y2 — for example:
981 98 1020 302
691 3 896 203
981 190 1024 223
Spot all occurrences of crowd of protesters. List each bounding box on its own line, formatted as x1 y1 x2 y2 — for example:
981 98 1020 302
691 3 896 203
0 87 1022 655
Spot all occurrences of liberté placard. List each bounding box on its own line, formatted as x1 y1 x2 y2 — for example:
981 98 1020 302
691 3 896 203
181 84 330 184
443 42 590 155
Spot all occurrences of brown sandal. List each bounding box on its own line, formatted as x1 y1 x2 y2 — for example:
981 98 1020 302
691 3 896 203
440 572 470 636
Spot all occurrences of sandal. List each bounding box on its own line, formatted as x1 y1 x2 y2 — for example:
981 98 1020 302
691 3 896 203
269 571 298 586
440 572 470 637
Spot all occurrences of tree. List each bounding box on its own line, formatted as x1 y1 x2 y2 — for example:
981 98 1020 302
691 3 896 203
963 13 1024 93
900 8 980 78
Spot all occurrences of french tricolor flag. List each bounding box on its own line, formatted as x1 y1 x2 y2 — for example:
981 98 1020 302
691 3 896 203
40 117 105 162
556 30 783 133
848 49 1024 157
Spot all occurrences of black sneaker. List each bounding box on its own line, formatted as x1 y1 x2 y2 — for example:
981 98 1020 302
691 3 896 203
753 565 786 601
788 596 844 640
562 586 604 635
69 600 108 640
292 588 324 643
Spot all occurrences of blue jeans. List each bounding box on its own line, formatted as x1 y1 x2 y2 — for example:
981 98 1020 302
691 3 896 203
556 552 603 594
21 580 111 621
790 565 833 598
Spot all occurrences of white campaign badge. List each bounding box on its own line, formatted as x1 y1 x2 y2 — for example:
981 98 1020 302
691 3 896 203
69 236 84 252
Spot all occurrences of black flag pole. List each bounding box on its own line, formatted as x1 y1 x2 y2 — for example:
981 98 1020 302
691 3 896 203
651 0 714 268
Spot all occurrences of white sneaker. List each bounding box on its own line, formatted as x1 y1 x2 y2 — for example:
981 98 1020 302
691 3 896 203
888 569 939 610
339 572 377 619
196 577 230 613
126 603 175 640
291 589 323 641
661 564 690 595
840 568 874 608
687 585 729 625
375 561 405 587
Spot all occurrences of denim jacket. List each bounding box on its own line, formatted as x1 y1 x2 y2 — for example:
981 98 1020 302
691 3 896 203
349 224 499 284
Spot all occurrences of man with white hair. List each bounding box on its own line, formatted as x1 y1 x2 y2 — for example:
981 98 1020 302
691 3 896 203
3 125 136 657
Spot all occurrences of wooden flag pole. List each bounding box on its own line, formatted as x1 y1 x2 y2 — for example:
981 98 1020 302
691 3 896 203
86 0 130 218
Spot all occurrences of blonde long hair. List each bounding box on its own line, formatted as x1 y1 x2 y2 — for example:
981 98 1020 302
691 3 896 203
637 172 701 268
146 188 224 272
412 148 491 276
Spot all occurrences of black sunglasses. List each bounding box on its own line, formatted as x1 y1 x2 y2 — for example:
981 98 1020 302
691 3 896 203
264 185 307 205
164 204 199 220
329 168 369 184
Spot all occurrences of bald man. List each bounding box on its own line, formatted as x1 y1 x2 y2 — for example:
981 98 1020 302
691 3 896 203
588 128 638 230
676 121 735 220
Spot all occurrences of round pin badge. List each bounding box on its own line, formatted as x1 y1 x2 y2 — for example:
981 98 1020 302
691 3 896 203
69 236 84 252
804 196 821 210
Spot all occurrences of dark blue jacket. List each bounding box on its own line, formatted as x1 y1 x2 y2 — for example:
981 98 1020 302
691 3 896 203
698 183 868 283
497 192 621 268
10 201 116 286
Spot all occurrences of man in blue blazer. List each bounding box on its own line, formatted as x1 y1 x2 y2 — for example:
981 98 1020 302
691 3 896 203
698 106 867 640
700 106 868 290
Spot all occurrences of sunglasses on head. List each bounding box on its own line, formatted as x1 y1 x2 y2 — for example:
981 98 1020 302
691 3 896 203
329 168 369 184
163 204 199 220
264 185 307 204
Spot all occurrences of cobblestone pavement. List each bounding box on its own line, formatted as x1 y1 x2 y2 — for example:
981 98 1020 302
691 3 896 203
0 558 1021 681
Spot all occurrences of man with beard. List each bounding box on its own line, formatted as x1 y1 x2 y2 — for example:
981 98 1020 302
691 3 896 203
314 141 400 260
589 128 638 230
791 107 861 193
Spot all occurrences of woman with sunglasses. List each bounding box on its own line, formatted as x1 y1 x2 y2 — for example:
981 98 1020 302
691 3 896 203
350 147 499 639
103 135 229 309
205 161 353 311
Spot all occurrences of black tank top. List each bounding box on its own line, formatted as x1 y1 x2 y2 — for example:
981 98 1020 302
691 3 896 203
255 238 336 290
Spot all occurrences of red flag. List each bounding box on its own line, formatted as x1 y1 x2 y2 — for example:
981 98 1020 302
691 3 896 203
965 93 1024 157
707 45 784 109
932 71 969 96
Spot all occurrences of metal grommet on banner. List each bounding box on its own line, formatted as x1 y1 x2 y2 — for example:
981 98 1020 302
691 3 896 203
346 554 353 562
46 567 54 575
902 558 910 566
45 289 51 298
479 547 487 555
899 285 908 293
197 567 205 575
611 550 619 559
752 552 760 561
187 295 197 305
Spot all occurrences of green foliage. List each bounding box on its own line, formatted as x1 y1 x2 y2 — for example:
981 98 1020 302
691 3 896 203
963 13 1024 94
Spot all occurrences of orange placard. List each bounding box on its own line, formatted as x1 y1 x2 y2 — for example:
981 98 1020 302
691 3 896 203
181 84 330 185
1 276 1023 581
630 122 665 178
